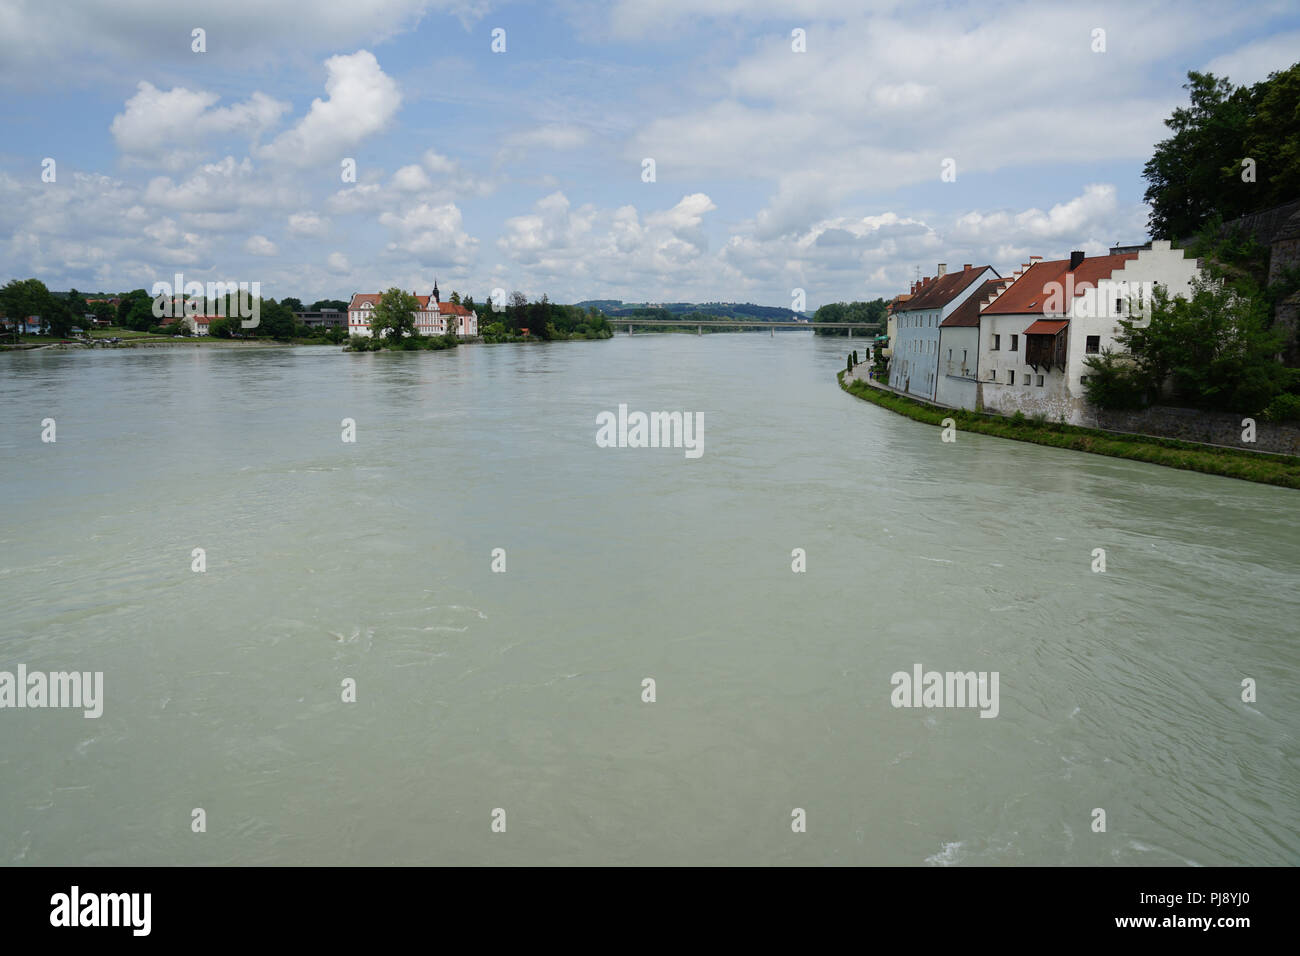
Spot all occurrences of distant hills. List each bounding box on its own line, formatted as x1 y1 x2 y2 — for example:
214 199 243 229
576 300 809 321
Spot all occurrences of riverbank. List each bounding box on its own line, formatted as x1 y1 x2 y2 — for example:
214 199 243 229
2 338 290 350
838 369 1300 489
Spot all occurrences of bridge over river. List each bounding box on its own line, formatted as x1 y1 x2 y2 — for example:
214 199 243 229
616 319 882 336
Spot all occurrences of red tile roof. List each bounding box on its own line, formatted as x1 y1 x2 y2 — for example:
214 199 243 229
1023 319 1069 335
982 254 1136 315
897 266 993 312
939 279 1003 328
348 293 471 315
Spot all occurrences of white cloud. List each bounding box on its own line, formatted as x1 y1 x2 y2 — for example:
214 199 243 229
288 212 331 237
0 1 489 82
392 164 434 192
1205 31 1300 86
378 202 478 262
327 252 351 273
243 235 279 256
505 125 590 150
259 51 402 167
111 83 289 167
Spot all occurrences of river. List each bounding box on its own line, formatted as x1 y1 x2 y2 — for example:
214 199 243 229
0 334 1296 865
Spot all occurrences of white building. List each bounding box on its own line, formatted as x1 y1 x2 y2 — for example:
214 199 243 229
977 241 1200 424
347 282 478 338
935 277 1008 410
889 264 999 401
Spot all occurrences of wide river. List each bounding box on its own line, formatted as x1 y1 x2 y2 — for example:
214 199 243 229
1 334 1296 865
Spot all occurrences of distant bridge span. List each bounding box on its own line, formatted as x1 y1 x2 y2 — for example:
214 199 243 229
615 319 882 336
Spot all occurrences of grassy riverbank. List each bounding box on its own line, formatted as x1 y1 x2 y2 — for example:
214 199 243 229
839 371 1300 490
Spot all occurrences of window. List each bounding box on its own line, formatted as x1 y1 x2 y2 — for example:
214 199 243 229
1008 370 1015 385
1036 375 1044 386
992 334 1001 350
947 348 952 361
1085 335 1100 354
1115 297 1123 315
1009 334 1018 352
1080 375 1090 384
962 349 967 366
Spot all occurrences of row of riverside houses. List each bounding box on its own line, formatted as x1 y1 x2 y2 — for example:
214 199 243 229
346 281 477 339
884 241 1201 425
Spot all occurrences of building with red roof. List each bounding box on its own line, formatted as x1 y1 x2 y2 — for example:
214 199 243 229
975 240 1200 424
347 280 478 338
888 263 1000 401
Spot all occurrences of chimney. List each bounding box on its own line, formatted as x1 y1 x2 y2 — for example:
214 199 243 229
1069 250 1085 271
963 263 972 271
937 263 947 277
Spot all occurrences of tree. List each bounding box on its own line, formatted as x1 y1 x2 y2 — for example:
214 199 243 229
449 290 461 305
208 316 238 338
1143 72 1255 239
124 295 157 331
255 298 297 340
1243 62 1300 212
66 288 88 319
310 299 348 312
281 297 305 313
117 289 149 327
1097 276 1289 414
90 301 115 325
1142 64 1300 240
369 288 419 342
0 278 51 332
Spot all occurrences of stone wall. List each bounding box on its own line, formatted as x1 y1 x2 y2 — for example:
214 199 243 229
1093 405 1300 455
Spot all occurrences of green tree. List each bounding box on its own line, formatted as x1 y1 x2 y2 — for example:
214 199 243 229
0 278 51 331
1143 72 1256 239
281 297 305 313
117 289 149 327
65 288 88 320
310 299 348 312
1105 277 1288 413
1243 62 1300 211
255 298 297 340
369 288 419 343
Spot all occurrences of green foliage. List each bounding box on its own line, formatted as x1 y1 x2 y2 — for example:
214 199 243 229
369 288 420 342
309 299 348 312
256 299 297 340
1081 349 1149 410
812 299 887 335
208 316 237 338
0 278 75 336
1115 276 1287 414
1010 410 1026 427
1262 392 1300 422
280 297 305 313
1144 63 1300 239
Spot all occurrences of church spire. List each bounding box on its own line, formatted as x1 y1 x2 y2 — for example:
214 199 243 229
433 278 440 303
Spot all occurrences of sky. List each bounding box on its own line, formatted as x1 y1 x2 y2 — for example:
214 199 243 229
1 0 1297 310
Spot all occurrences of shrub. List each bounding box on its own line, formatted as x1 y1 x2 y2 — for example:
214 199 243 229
1262 393 1300 423
1010 410 1027 427
1081 349 1148 410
